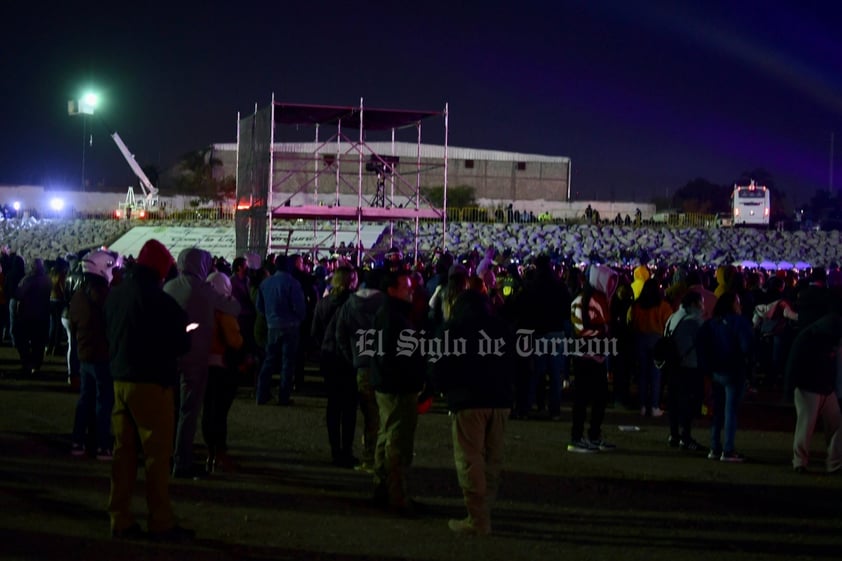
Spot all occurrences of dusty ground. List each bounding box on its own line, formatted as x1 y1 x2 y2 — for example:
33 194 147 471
1 345 841 561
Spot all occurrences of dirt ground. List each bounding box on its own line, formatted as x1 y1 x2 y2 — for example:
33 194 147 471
1 344 841 561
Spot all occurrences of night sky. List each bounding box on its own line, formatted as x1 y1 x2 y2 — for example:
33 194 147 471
2 0 841 206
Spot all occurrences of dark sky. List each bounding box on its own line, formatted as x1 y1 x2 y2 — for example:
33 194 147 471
2 0 841 206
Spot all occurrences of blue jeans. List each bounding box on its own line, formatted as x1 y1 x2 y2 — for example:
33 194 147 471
529 330 567 416
636 333 662 410
71 361 114 450
173 362 209 471
710 373 745 454
256 326 300 404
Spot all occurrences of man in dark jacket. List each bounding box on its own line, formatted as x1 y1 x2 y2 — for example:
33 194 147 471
105 239 192 542
13 258 51 374
69 250 121 459
371 270 426 514
334 268 386 471
434 290 514 536
255 254 306 405
785 312 842 474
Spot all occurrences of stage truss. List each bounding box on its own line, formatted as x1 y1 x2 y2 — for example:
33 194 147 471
235 97 448 262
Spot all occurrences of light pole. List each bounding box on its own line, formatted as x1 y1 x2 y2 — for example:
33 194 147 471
68 91 99 191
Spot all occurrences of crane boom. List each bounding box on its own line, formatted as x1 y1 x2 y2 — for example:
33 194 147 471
110 132 159 206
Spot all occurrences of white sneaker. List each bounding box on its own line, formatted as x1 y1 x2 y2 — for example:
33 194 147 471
651 408 664 417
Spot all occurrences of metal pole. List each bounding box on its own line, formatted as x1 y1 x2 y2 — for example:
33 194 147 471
268 94 275 258
357 97 364 268
415 121 421 261
831 131 835 191
443 102 449 251
390 127 395 247
81 115 87 191
314 123 319 245
567 158 572 201
335 119 341 252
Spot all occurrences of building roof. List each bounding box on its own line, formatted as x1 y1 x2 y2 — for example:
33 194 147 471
272 102 442 131
213 141 570 164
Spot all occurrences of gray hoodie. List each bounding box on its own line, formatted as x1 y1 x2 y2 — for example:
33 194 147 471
164 248 240 370
334 288 386 369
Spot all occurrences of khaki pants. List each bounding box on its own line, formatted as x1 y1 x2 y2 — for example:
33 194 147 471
452 408 508 533
108 381 176 533
793 388 842 472
373 391 418 507
357 368 380 465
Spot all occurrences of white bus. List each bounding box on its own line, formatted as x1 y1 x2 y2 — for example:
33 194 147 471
731 180 770 226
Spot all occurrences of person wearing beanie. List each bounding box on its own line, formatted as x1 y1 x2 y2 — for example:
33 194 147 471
136 239 175 282
104 238 194 542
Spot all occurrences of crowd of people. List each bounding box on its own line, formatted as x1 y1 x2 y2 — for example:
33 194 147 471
1 239 841 541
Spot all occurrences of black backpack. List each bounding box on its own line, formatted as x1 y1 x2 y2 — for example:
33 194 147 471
653 316 689 371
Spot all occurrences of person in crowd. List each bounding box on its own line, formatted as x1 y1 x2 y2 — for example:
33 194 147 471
686 270 716 321
62 254 84 388
255 254 306 406
697 291 754 462
628 279 673 417
609 281 635 409
630 264 650 300
0 246 11 343
105 239 193 542
568 264 618 453
290 254 319 392
371 270 427 515
230 256 257 364
334 268 386 473
663 291 705 451
47 259 69 356
475 246 497 291
713 265 735 299
165 247 240 479
785 311 842 474
516 255 571 420
202 271 244 474
312 266 358 467
69 250 121 460
12 258 51 375
796 268 837 331
434 289 514 536
753 276 797 391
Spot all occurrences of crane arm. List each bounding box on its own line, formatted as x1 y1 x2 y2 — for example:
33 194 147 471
110 132 159 202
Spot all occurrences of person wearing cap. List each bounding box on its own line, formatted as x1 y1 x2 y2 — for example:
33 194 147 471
105 239 193 542
69 250 121 460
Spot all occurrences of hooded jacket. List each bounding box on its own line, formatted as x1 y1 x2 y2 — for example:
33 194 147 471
163 248 241 370
785 312 842 396
15 259 51 323
105 264 190 386
335 288 386 368
631 265 650 300
434 291 514 412
570 265 618 363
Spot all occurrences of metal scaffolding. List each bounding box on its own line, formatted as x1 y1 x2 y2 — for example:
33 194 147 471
235 97 448 263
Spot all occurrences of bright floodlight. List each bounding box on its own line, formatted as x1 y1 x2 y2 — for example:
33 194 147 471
12 201 21 211
79 92 99 115
50 197 65 211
